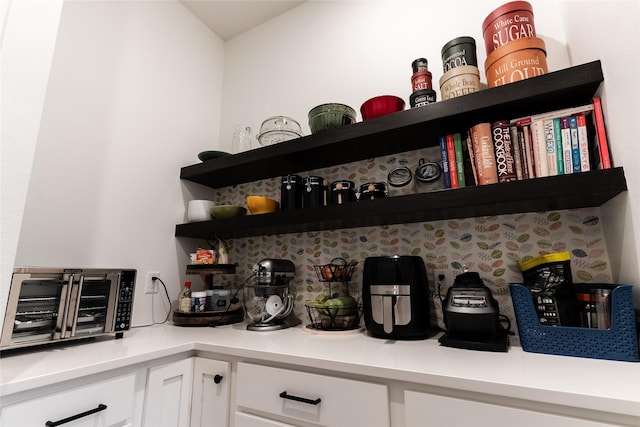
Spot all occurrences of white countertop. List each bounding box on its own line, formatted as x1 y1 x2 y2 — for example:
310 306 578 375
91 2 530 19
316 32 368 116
1 323 639 419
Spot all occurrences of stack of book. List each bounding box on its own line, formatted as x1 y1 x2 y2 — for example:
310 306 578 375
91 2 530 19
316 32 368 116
438 97 611 188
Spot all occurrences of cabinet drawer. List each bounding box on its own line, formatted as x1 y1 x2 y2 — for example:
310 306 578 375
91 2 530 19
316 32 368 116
1 372 136 427
404 390 614 427
236 362 389 427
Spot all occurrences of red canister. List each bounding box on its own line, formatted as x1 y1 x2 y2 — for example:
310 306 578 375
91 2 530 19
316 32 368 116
411 70 433 92
482 1 536 55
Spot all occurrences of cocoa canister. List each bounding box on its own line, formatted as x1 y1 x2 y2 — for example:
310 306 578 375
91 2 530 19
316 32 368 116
484 36 547 88
281 174 303 210
303 176 328 208
482 1 536 55
441 37 478 73
439 65 481 100
411 70 433 92
410 89 437 108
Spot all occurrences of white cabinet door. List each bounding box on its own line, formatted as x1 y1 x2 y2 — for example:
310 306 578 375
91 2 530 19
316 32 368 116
143 358 194 427
1 372 137 427
236 362 390 427
405 390 616 427
235 412 297 427
190 358 231 427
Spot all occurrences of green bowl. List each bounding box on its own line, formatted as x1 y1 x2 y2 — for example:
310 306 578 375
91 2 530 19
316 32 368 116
308 103 356 134
210 205 247 220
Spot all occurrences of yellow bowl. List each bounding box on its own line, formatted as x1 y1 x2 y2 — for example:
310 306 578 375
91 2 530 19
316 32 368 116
246 196 279 215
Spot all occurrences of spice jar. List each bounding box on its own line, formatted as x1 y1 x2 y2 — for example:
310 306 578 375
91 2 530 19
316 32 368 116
330 180 356 205
303 176 328 208
281 175 303 210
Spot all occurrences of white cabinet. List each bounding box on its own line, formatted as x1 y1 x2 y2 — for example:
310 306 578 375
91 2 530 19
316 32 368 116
235 412 297 427
1 372 137 427
404 390 616 427
143 357 194 427
190 358 231 427
235 362 390 427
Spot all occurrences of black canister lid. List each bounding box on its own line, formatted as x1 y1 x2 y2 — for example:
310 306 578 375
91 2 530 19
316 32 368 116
282 174 302 184
303 175 325 185
359 182 388 193
387 166 413 187
331 180 355 190
441 36 476 57
412 58 429 73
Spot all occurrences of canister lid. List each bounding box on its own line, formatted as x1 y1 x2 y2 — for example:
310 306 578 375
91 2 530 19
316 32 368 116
415 160 442 182
303 175 325 185
482 1 534 32
441 36 476 57
331 180 355 190
387 166 413 187
282 174 302 184
484 36 546 71
359 182 388 193
412 58 429 73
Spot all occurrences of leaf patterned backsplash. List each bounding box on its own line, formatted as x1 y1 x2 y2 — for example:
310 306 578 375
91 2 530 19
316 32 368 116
206 148 614 335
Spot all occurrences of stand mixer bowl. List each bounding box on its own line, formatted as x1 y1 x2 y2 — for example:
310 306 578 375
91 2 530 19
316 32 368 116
244 258 297 331
244 284 294 331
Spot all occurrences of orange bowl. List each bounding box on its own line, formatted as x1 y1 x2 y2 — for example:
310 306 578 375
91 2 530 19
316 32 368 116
360 95 405 120
246 196 279 215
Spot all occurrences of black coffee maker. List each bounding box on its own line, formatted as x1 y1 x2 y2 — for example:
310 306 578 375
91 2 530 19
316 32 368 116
362 256 430 339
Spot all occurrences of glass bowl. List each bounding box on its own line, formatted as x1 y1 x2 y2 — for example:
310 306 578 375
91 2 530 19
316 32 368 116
256 116 303 146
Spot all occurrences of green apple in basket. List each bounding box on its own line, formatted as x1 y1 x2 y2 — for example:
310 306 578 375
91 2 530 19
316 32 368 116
324 295 358 316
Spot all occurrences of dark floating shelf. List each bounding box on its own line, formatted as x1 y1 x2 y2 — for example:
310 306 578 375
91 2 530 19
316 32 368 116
174 60 627 240
175 168 627 239
180 60 604 189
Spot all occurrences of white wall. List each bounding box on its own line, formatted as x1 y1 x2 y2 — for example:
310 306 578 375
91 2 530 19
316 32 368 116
12 1 225 326
559 0 640 292
219 0 570 148
1 0 64 326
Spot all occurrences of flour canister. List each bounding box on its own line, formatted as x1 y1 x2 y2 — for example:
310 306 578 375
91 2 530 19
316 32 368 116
482 1 536 55
484 36 547 88
439 65 481 100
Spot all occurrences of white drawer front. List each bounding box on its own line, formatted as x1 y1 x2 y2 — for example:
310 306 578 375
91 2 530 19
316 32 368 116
1 372 136 427
404 390 615 427
236 362 389 427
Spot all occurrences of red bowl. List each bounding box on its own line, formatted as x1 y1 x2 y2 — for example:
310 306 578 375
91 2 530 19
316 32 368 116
360 95 405 120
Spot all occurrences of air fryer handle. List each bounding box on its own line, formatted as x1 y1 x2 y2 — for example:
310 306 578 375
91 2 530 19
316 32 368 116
383 296 393 334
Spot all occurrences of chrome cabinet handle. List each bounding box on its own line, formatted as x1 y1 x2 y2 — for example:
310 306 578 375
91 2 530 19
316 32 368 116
45 403 107 426
214 374 223 384
279 391 321 405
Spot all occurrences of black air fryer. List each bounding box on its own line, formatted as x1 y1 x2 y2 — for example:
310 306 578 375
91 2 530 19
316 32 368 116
362 256 431 339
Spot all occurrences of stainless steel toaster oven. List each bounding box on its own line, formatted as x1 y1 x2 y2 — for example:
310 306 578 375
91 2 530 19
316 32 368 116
1 267 136 350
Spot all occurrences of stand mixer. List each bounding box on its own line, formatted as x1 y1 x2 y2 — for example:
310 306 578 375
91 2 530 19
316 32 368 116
243 259 299 331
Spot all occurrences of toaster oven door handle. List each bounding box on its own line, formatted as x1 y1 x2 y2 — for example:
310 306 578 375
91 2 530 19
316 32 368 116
64 274 83 338
53 278 72 340
45 403 107 426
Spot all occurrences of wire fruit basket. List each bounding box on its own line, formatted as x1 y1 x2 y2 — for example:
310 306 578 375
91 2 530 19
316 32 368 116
313 258 358 282
305 303 363 331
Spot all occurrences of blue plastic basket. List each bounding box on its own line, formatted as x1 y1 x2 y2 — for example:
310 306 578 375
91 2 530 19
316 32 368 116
510 284 639 362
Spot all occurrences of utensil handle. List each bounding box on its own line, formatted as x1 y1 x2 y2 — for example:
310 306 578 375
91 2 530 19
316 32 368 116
279 391 321 405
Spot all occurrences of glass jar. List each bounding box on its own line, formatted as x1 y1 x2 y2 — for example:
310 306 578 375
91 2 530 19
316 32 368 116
387 166 413 196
